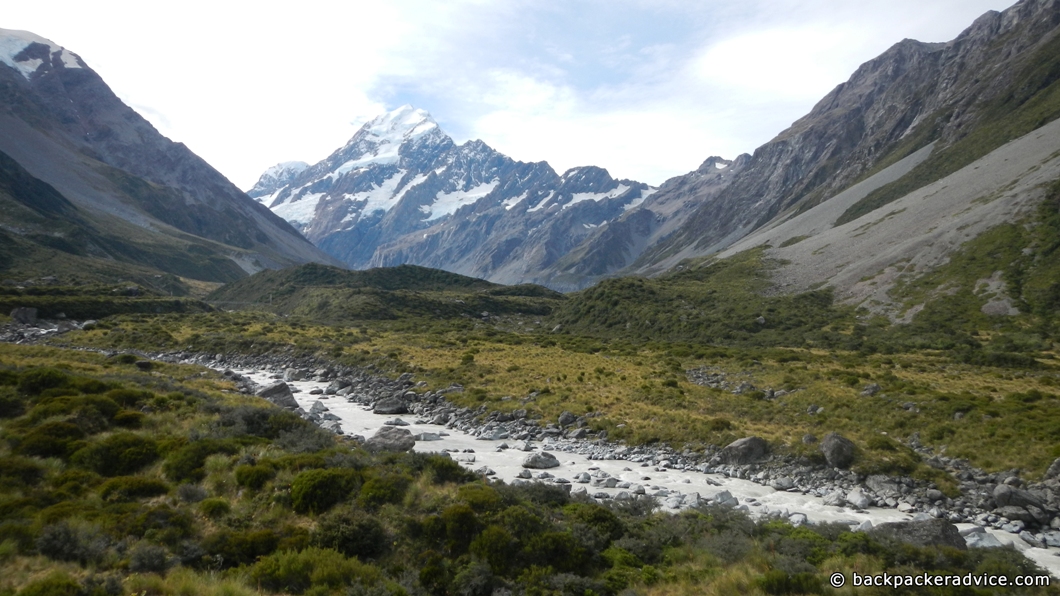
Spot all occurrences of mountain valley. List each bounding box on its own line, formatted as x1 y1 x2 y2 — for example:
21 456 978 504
3 1 1060 594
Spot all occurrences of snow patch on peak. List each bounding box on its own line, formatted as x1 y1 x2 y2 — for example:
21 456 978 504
564 184 630 210
264 161 309 178
427 181 499 221
0 29 82 79
358 105 439 146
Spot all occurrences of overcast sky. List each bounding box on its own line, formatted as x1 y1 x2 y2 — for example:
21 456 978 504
6 0 1012 189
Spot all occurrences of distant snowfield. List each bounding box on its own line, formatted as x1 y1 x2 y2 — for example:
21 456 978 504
233 367 1060 578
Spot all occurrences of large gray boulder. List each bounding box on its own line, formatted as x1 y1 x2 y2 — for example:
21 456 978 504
257 382 299 409
522 451 561 469
871 519 967 550
373 398 407 415
993 484 1045 510
364 426 416 452
820 432 856 469
718 437 769 465
10 307 37 325
866 475 900 498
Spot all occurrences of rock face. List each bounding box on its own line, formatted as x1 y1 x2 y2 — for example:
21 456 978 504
871 519 967 550
820 432 856 469
256 382 298 409
718 437 769 465
522 451 561 469
364 426 415 452
629 0 1060 280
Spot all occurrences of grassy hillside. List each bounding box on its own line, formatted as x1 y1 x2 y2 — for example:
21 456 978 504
0 343 1051 596
0 149 262 288
206 264 564 325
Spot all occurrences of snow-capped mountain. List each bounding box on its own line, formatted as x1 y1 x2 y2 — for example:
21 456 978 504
250 106 657 285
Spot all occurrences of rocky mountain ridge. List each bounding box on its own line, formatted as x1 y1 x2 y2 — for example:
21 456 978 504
250 106 668 286
0 28 337 285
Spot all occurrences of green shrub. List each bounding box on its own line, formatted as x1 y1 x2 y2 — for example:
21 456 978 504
0 388 24 418
129 542 170 574
199 498 231 518
234 463 276 490
0 457 45 487
99 475 170 500
163 439 240 483
28 395 120 423
15 572 81 596
105 388 154 408
72 432 158 476
16 421 85 458
564 502 625 540
250 547 383 595
17 368 70 395
112 410 144 428
755 569 823 595
522 531 590 574
424 454 477 484
458 483 503 512
312 509 388 560
291 468 361 514
357 472 411 510
202 529 280 568
470 525 517 574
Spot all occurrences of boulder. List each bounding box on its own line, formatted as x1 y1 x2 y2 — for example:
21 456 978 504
820 432 856 469
1045 457 1060 480
257 382 299 409
866 475 899 498
993 484 1045 510
718 436 769 465
364 426 415 452
10 307 37 325
961 526 1004 549
871 519 966 550
522 451 561 469
843 485 869 509
373 397 407 415
860 383 882 397
558 411 577 427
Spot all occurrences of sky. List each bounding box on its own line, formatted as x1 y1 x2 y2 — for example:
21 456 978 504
5 0 1013 190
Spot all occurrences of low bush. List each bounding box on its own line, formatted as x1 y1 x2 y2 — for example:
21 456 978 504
199 498 231 518
0 456 45 487
250 547 384 595
17 368 71 395
72 432 158 476
312 509 388 559
15 421 86 458
99 475 170 501
202 529 280 568
234 463 275 490
129 542 170 574
15 572 82 596
290 468 362 514
163 439 240 482
357 472 411 509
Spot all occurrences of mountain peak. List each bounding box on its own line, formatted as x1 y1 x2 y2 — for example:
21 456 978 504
356 105 439 146
0 28 83 79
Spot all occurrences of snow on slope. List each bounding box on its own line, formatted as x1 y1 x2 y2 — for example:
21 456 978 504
0 28 82 79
